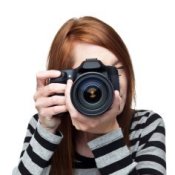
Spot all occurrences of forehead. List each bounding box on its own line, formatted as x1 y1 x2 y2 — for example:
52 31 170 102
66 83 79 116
71 42 119 68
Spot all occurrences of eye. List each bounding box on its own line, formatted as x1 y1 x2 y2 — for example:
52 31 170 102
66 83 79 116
117 65 124 69
116 66 124 76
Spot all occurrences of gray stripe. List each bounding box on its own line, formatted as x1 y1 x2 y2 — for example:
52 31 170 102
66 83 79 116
129 128 165 155
12 168 21 175
110 162 137 175
136 146 166 160
130 118 164 139
37 122 63 144
30 116 38 130
149 132 165 142
21 142 29 153
30 134 54 160
131 115 148 129
95 146 130 168
41 166 51 175
73 168 100 175
141 118 163 137
88 128 123 150
22 151 43 174
137 161 166 174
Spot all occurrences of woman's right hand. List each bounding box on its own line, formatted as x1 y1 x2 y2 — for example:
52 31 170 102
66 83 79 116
34 70 68 133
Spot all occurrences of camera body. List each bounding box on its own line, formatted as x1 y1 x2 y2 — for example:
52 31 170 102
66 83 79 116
49 58 119 117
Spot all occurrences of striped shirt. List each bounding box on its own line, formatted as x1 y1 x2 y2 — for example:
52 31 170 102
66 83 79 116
12 110 166 175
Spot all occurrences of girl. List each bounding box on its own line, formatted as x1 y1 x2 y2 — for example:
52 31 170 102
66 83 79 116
13 16 166 175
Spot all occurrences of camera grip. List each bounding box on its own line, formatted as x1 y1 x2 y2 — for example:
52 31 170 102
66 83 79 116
108 67 120 91
49 72 67 84
48 72 67 97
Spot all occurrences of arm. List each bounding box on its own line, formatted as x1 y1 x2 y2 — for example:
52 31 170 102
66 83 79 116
12 114 63 175
13 70 69 174
132 112 166 174
88 128 136 175
88 112 166 175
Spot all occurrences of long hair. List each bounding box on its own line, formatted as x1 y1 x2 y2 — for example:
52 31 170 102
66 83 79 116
47 16 135 175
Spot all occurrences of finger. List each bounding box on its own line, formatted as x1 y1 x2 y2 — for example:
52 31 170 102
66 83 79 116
39 105 67 117
71 119 81 130
44 83 66 97
35 96 66 109
34 83 66 100
114 90 122 103
112 90 122 113
36 70 61 89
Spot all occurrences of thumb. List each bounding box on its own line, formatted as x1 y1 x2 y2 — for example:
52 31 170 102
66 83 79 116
112 90 122 112
65 79 75 111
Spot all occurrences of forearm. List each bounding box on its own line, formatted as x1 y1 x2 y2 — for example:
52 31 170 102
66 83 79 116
88 128 137 175
13 122 63 175
88 112 166 175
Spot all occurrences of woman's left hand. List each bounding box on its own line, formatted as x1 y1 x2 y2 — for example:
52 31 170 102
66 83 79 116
65 79 121 134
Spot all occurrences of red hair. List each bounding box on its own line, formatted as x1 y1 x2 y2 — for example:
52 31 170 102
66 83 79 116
47 16 135 175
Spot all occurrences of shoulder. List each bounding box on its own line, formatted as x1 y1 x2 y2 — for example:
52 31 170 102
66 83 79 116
130 109 165 133
129 110 166 153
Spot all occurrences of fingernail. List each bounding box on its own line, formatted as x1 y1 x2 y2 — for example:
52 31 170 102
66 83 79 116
56 70 61 76
67 79 73 84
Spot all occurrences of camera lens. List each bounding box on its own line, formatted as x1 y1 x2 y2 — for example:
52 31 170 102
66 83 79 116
71 72 114 117
83 86 102 103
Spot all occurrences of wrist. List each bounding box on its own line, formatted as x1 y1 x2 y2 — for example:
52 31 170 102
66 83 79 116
37 122 63 145
39 121 59 134
38 115 61 134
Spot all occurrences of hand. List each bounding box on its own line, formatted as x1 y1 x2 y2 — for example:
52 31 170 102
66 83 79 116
34 70 67 133
65 79 121 134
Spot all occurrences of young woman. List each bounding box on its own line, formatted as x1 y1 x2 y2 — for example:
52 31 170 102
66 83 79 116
13 16 166 175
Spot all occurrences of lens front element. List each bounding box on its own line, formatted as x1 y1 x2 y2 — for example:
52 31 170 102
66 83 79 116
84 86 102 103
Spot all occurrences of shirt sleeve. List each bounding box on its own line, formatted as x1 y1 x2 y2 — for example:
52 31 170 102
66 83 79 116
88 128 137 175
12 114 63 175
133 112 166 175
88 112 166 175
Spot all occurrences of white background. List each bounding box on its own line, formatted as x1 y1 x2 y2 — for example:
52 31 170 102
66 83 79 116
0 0 174 174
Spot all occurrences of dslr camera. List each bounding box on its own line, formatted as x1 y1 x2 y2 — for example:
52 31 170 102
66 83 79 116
49 58 119 117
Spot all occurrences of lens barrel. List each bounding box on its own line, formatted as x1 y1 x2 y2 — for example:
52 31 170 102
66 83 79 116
71 72 114 117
